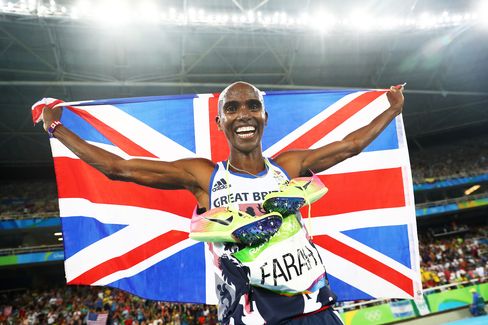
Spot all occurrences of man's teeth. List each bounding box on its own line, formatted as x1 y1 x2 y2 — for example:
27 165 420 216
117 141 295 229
236 126 256 133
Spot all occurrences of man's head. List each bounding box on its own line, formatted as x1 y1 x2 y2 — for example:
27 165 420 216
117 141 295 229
216 82 267 154
217 81 265 114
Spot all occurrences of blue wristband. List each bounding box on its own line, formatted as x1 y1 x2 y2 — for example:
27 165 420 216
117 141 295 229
48 120 62 137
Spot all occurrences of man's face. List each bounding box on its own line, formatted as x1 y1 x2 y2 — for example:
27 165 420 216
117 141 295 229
216 83 267 153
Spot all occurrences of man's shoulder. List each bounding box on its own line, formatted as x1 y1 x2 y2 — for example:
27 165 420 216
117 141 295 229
180 157 216 172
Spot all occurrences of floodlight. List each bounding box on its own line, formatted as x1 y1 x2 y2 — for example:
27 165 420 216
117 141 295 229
95 1 131 26
188 7 196 19
247 10 255 23
0 1 484 31
309 11 335 33
417 12 435 29
464 185 480 195
139 2 159 23
349 10 374 32
70 8 78 19
476 1 488 27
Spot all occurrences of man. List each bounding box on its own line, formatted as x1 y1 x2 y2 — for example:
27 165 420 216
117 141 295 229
41 82 404 324
470 288 486 316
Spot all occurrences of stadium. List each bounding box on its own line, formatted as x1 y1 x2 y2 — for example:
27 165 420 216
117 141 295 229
0 0 487 324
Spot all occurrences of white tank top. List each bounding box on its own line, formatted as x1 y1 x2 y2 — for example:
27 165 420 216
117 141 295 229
208 159 331 324
209 159 288 214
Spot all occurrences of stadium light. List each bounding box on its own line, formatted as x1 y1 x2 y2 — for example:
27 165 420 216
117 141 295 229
348 10 375 32
464 185 481 195
477 1 488 28
58 237 63 241
54 232 62 236
0 1 485 32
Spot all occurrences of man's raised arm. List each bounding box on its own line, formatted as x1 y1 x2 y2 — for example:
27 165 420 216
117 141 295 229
42 106 214 193
276 86 404 178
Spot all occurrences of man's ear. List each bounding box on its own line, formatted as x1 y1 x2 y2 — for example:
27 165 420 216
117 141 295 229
264 111 268 126
215 115 222 131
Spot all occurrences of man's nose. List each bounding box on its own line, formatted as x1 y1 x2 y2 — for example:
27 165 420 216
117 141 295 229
236 105 251 119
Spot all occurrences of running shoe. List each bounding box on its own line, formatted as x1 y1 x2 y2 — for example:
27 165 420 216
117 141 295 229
190 207 283 246
262 174 328 216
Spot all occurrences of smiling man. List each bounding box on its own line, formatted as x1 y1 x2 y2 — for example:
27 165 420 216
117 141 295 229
41 81 404 324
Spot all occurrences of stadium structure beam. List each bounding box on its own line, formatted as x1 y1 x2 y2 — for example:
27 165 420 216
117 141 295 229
252 0 270 12
412 118 488 137
0 67 57 75
263 36 290 79
279 35 301 84
2 80 488 97
187 72 286 77
0 26 57 72
0 68 117 82
0 39 13 57
44 24 63 76
231 0 245 12
184 35 227 74
238 49 269 74
371 41 397 87
405 99 488 117
214 51 239 76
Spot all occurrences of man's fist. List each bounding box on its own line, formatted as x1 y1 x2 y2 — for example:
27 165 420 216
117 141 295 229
31 97 64 133
386 85 404 115
42 106 63 133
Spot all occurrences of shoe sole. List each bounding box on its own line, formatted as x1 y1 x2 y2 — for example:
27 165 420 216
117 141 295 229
190 213 282 246
232 214 283 246
263 187 328 215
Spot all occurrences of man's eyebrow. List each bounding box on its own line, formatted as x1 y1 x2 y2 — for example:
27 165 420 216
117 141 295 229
223 100 238 108
247 99 262 105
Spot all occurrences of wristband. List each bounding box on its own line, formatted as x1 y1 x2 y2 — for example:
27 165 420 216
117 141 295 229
48 120 62 137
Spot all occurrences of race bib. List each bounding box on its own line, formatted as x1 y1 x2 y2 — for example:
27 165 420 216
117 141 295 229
233 215 326 295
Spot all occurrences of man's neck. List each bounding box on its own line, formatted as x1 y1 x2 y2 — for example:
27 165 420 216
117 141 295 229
228 150 266 174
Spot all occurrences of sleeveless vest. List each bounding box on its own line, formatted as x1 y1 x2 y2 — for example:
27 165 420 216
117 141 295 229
208 159 336 324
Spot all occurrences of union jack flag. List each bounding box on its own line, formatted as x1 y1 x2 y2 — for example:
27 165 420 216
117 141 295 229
33 89 421 303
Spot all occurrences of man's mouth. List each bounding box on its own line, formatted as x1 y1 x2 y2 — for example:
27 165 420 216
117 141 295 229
235 126 256 139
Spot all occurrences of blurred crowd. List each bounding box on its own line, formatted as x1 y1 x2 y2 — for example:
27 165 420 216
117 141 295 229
419 226 488 288
0 286 218 325
410 139 488 183
0 181 58 218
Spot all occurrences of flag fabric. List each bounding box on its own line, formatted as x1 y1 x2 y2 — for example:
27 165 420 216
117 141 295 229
87 312 108 325
38 89 421 303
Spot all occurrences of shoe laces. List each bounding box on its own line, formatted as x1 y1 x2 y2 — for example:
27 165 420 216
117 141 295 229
279 177 314 239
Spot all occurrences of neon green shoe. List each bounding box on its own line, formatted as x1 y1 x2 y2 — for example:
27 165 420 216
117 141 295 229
263 174 328 216
189 207 283 246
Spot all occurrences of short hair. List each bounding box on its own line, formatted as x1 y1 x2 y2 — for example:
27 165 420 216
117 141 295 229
217 81 264 114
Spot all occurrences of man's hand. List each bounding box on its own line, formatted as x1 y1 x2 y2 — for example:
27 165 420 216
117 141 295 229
386 85 404 115
42 106 63 133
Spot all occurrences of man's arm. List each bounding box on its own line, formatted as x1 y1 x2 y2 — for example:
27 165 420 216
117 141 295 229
275 86 404 178
42 106 214 192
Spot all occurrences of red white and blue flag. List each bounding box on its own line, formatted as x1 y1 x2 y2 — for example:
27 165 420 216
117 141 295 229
33 89 422 303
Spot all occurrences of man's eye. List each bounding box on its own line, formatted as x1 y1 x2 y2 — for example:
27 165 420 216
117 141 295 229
225 105 237 112
249 103 261 111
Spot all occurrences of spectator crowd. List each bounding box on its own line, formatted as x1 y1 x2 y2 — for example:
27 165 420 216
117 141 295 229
0 286 218 325
419 226 488 288
410 137 488 183
0 181 58 218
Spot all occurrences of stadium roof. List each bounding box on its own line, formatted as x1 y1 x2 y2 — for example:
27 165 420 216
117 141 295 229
1 0 487 169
